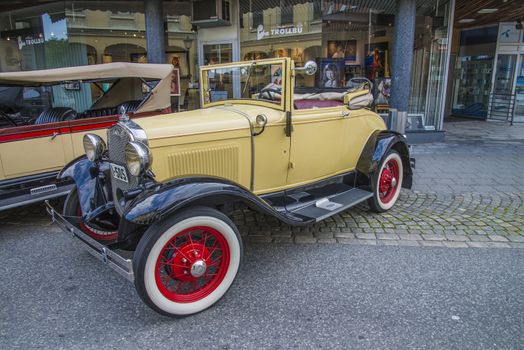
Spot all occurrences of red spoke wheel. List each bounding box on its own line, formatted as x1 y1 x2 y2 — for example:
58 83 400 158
133 207 242 317
368 150 403 212
155 226 229 303
63 187 118 242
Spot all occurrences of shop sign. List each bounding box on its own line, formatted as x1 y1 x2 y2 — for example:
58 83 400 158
256 24 303 40
17 35 44 50
499 24 521 44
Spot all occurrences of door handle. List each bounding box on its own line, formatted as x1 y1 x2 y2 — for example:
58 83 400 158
341 110 350 118
51 132 59 140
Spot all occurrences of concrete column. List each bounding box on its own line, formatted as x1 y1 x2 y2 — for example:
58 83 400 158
389 0 416 112
145 0 165 63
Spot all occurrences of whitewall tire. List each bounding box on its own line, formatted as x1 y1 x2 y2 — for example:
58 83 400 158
133 207 242 317
368 150 403 212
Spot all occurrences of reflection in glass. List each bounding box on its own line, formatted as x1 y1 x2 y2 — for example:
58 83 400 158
202 62 283 106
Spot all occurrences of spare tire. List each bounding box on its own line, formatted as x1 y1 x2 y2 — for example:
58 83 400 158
34 107 77 124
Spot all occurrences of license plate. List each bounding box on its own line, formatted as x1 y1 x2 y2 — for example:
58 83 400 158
110 163 129 183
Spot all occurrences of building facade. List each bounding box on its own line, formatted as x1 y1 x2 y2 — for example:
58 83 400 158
0 0 522 141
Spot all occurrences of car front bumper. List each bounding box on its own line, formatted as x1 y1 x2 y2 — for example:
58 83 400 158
45 200 134 282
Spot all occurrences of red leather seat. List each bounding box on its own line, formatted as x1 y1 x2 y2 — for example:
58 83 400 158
294 99 344 110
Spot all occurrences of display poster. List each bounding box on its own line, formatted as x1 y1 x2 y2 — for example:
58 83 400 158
327 40 357 61
318 59 345 88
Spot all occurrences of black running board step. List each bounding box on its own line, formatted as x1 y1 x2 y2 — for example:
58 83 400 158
290 188 373 222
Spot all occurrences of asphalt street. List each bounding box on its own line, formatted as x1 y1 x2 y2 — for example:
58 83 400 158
1 224 523 349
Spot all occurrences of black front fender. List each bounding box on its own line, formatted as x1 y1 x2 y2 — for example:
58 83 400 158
356 130 413 189
59 155 110 214
119 176 307 242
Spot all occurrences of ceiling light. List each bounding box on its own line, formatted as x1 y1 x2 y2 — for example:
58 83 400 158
477 9 498 14
458 19 475 24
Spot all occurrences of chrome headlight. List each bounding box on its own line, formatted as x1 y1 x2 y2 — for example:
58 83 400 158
83 134 106 162
125 141 152 176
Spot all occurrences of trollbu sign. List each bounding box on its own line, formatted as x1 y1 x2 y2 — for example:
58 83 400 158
256 23 304 40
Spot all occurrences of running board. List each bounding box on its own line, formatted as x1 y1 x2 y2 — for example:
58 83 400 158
0 183 73 212
290 188 373 222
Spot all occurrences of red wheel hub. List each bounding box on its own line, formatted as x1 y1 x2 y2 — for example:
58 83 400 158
155 226 230 303
378 159 400 204
166 242 211 282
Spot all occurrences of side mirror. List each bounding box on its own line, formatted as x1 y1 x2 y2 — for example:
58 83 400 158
294 60 317 76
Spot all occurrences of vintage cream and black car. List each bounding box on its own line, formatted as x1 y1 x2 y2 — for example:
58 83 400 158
0 63 172 211
47 58 414 317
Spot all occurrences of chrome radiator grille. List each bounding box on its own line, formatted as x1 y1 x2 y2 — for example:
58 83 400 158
107 124 140 215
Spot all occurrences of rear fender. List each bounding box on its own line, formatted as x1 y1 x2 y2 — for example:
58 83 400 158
356 130 413 189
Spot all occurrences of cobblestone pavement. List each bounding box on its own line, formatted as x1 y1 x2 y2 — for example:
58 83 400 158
1 119 523 249
411 120 524 194
236 192 524 248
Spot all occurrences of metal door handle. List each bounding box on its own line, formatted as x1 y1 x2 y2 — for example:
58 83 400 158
341 110 350 117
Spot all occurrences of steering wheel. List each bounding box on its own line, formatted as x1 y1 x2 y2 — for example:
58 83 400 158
258 87 281 101
347 77 373 92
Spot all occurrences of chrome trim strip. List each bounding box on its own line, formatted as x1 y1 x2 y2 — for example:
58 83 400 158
30 184 58 196
215 106 255 191
45 201 134 282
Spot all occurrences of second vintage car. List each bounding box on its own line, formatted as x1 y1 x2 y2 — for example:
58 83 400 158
0 62 173 211
47 57 413 317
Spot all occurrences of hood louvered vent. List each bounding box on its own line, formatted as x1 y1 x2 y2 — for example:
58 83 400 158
167 145 239 182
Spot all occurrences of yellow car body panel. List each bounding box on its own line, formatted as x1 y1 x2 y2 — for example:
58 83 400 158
132 57 386 195
0 133 72 179
287 107 386 185
135 104 292 194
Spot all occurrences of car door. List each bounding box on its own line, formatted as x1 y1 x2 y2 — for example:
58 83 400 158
0 121 73 180
286 104 371 186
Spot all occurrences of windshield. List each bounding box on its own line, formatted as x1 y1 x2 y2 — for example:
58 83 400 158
202 61 285 109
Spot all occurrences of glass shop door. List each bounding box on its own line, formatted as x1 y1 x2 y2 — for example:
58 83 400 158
451 55 494 119
513 54 524 123
489 54 518 121
493 54 517 94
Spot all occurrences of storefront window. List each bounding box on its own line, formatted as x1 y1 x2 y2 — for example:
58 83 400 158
203 43 233 65
64 1 147 66
410 0 452 131
0 1 198 110
239 0 452 132
450 26 497 119
0 3 69 71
